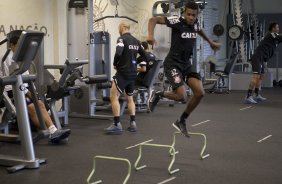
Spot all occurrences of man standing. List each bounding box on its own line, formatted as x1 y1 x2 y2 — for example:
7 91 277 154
245 22 282 104
104 22 146 133
147 1 220 137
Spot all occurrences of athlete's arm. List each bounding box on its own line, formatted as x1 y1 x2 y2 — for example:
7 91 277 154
113 38 125 67
198 30 221 50
147 16 166 46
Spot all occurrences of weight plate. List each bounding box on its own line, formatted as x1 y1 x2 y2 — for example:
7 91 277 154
228 25 243 40
213 24 224 36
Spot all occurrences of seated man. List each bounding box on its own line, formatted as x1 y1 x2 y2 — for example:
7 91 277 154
0 31 71 144
135 41 156 87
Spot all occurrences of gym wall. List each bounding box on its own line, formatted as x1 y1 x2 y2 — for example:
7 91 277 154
0 0 56 65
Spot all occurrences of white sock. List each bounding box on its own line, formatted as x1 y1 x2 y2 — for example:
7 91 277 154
48 125 58 134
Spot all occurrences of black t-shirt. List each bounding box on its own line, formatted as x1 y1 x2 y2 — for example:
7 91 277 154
164 16 201 66
136 51 156 81
255 32 282 61
114 33 146 79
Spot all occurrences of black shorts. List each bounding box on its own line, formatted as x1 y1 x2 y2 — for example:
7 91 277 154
135 73 145 87
113 73 135 96
251 53 266 74
164 64 201 90
135 78 143 87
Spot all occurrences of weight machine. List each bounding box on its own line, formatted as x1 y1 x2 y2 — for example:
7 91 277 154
68 0 138 118
0 31 46 173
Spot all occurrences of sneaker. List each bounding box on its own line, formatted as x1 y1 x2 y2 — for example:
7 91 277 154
253 94 266 102
172 120 190 137
49 129 71 144
127 121 137 132
244 96 257 104
104 122 123 133
147 90 161 112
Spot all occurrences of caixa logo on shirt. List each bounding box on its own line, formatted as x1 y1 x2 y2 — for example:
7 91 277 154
181 32 197 39
129 45 139 50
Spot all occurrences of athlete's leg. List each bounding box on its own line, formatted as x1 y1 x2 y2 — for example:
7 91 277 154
105 77 123 133
148 66 185 112
184 77 205 115
172 77 204 137
253 73 267 101
125 80 137 132
110 81 121 118
245 53 263 104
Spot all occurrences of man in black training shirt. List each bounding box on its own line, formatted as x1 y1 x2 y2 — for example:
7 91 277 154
245 22 282 104
104 22 146 133
135 41 156 87
147 1 220 137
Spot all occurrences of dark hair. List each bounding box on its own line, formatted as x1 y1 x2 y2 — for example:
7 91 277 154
185 1 198 12
141 41 148 50
268 22 279 31
9 36 19 45
7 30 23 45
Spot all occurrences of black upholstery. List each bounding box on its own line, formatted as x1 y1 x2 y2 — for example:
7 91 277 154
138 59 162 88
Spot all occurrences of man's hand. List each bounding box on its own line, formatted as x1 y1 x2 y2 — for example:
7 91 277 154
210 41 221 50
26 91 32 99
147 35 157 49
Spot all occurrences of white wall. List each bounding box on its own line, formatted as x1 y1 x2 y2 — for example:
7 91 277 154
0 0 55 64
56 0 69 65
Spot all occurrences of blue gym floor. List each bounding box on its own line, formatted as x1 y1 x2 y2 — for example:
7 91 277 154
0 88 282 184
